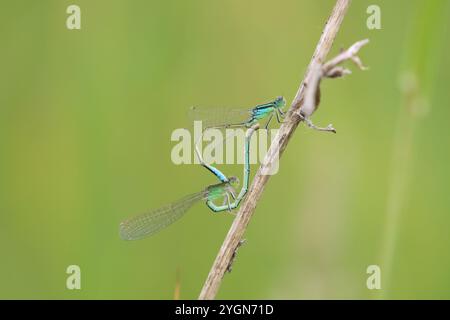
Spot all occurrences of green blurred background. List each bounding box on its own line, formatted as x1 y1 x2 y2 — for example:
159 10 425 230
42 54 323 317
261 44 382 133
1 0 449 299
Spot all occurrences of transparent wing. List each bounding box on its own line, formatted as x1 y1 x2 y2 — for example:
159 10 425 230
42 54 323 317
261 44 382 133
119 191 207 240
189 107 253 129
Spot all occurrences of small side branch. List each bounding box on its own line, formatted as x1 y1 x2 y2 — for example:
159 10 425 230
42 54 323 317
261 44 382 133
323 39 369 74
299 39 369 130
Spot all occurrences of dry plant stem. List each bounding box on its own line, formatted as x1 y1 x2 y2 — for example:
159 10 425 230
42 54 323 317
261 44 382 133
198 0 352 300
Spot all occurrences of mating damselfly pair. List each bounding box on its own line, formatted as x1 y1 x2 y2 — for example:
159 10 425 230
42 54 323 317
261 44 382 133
119 97 286 240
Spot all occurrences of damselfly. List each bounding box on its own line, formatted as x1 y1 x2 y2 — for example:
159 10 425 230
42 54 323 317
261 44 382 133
197 124 259 212
190 96 286 130
119 125 259 240
119 178 238 240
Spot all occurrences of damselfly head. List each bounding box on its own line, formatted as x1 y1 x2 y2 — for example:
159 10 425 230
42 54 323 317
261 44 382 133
274 96 286 108
228 176 240 188
226 176 240 197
